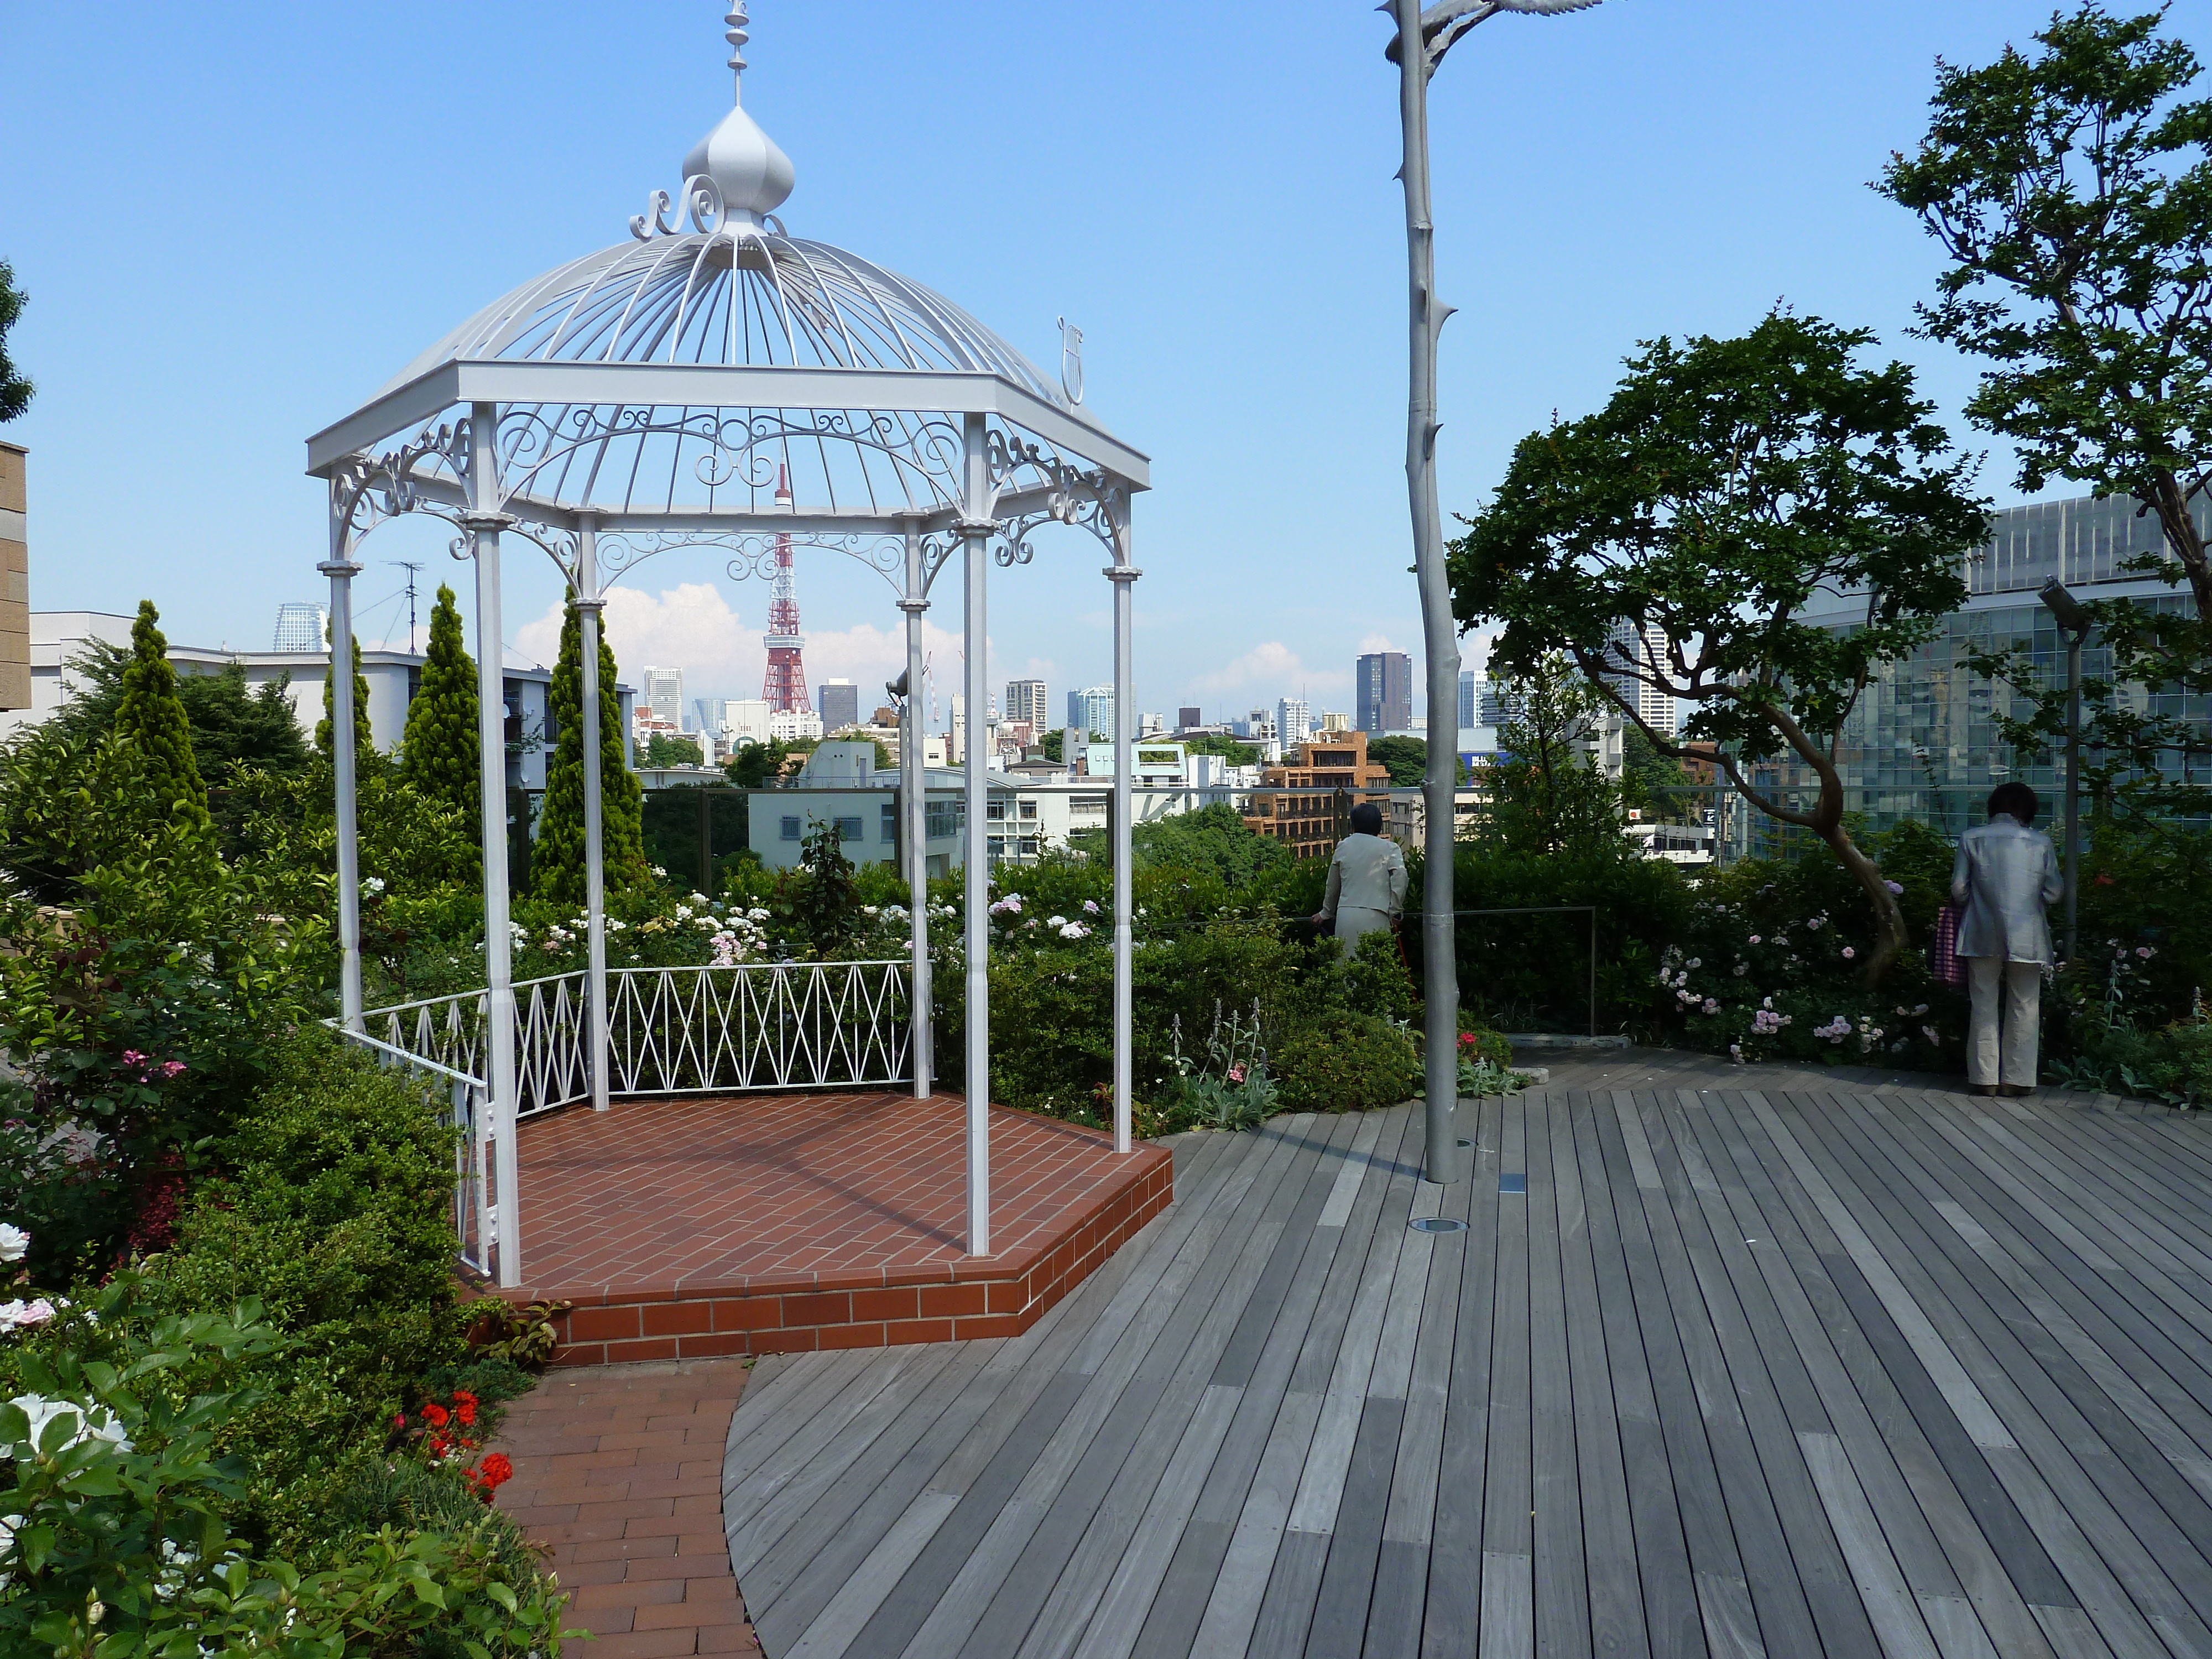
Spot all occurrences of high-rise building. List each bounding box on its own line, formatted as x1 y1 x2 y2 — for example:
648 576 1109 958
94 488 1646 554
1276 697 1311 743
818 679 859 733
1601 619 1678 738
1004 678 1048 729
1139 711 1165 737
1176 705 1203 731
641 666 685 731
761 468 809 713
1355 651 1412 733
1457 671 1478 731
272 602 328 653
0 443 25 712
1067 686 1115 741
695 697 729 736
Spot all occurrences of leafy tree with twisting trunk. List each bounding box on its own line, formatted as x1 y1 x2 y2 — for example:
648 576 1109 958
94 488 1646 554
532 597 645 906
1449 311 1989 985
1879 2 2212 814
400 584 479 826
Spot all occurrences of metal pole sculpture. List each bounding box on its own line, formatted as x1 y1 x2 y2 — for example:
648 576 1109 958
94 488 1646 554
1385 0 1602 1187
578 519 611 1113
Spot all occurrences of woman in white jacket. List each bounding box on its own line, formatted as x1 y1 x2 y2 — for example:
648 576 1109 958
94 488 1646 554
1950 781 2065 1098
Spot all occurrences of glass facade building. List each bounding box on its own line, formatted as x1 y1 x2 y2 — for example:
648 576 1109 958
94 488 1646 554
1741 492 2207 853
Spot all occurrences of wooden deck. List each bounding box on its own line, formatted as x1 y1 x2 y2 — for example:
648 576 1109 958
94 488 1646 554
719 1048 2212 1658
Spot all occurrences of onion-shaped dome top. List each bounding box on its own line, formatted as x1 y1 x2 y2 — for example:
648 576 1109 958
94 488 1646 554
368 4 1081 521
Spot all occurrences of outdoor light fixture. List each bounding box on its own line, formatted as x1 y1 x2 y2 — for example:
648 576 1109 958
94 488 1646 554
2038 576 2090 963
1384 0 1605 1190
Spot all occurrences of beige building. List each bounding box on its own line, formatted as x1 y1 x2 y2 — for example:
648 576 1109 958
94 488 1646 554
0 443 27 710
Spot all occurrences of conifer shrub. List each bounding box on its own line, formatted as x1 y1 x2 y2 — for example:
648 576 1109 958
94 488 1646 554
401 582 481 825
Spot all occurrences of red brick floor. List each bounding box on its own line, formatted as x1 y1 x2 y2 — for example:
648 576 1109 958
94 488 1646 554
505 1092 1173 1364
491 1358 761 1657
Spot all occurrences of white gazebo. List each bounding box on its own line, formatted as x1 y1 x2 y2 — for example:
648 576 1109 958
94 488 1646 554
305 7 1149 1287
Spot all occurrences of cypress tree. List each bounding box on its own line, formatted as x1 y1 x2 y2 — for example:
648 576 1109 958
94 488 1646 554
401 583 480 824
533 598 646 905
112 599 210 831
316 629 375 764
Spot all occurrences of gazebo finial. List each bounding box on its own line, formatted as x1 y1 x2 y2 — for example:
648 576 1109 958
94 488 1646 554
676 0 792 228
726 4 750 104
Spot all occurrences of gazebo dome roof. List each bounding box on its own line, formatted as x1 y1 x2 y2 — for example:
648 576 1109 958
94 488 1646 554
384 7 1060 411
382 230 1065 410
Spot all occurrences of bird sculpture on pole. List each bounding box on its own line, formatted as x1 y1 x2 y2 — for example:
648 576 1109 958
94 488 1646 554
1382 0 1604 1188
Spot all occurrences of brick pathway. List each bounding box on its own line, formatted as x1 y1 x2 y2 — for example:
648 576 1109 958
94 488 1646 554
505 1091 1172 1364
491 1358 761 1657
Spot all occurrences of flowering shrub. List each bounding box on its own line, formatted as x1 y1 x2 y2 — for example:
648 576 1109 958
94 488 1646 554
1148 1003 1277 1133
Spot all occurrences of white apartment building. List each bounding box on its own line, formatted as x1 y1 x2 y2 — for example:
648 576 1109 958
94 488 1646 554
640 665 685 731
1004 678 1049 729
8 610 634 792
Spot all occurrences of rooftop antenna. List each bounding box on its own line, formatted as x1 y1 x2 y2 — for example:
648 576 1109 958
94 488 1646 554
390 561 425 654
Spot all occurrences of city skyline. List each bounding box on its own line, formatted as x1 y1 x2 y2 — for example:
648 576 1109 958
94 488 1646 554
0 2 2138 722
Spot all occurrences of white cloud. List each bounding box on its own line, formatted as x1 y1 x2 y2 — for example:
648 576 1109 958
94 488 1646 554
515 583 983 718
1358 632 1398 654
1192 641 1348 697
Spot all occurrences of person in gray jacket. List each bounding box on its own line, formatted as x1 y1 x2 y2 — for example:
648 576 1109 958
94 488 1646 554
1313 802 1406 950
1951 780 2065 1098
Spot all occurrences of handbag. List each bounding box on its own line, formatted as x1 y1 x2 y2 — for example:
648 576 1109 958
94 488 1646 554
1932 903 1965 988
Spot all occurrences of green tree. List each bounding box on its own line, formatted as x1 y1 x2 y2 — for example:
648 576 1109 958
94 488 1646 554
723 737 791 788
1880 3 2212 814
40 640 306 783
1366 735 1427 787
532 598 645 905
1039 728 1065 763
641 731 706 768
0 259 30 422
112 601 210 832
1476 658 1626 860
1181 732 1261 768
1451 312 1988 983
1620 723 1691 821
400 583 479 826
316 630 374 765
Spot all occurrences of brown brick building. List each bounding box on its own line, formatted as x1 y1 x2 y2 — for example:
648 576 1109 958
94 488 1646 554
0 443 25 711
1243 731 1393 859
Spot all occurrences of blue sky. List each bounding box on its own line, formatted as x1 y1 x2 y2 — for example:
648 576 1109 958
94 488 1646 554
6 1 2203 725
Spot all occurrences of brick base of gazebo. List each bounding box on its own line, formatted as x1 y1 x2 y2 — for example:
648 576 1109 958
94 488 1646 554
495 1091 1173 1365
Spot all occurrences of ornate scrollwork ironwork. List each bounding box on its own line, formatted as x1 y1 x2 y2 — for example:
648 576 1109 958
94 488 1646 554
491 404 964 514
331 418 472 559
630 173 726 241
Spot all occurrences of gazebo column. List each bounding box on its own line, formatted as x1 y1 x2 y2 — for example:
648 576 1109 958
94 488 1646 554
577 519 611 1113
465 400 523 1289
960 411 993 1256
900 522 932 1100
1106 541 1140 1156
320 522 365 1034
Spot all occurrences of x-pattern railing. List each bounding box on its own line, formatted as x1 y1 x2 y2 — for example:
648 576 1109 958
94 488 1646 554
348 959 913 1117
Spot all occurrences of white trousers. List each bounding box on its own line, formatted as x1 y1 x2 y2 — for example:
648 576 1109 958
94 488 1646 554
1966 957 2042 1088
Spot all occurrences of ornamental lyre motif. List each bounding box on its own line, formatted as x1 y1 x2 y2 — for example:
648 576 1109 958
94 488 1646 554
1059 317 1085 405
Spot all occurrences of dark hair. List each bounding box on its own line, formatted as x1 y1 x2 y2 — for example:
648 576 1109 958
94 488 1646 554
1987 781 2039 825
1348 802 1384 836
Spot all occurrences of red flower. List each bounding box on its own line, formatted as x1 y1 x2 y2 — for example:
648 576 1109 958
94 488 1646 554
479 1453 514 1490
2094 874 2115 886
453 1391 479 1427
422 1402 450 1428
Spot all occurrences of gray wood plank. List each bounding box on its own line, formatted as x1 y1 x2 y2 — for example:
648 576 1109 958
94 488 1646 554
1526 1093 1592 1659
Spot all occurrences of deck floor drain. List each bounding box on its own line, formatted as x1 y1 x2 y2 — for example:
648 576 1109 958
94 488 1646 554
1411 1217 1469 1234
1499 1173 1528 1194
1457 1139 1474 1149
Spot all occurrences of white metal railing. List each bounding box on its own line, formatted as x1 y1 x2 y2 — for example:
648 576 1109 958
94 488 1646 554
338 959 913 1280
335 1026 495 1280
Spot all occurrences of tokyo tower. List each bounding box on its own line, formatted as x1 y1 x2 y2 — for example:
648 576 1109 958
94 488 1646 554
761 467 808 712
